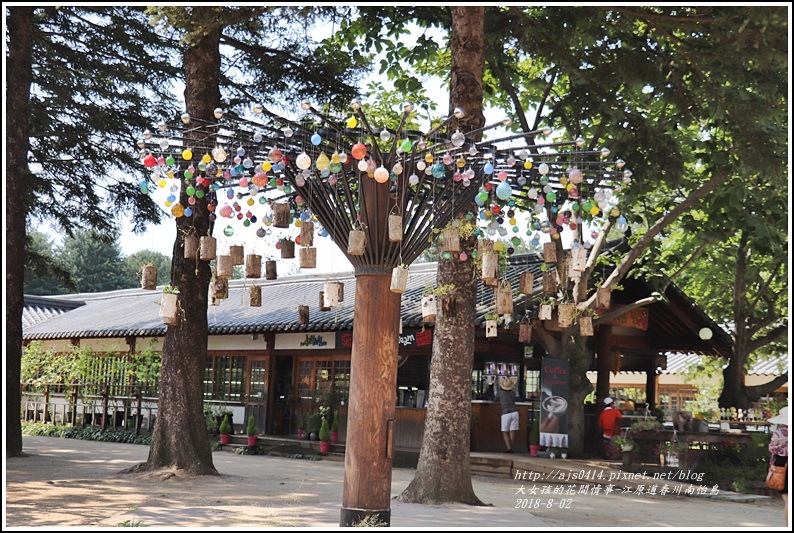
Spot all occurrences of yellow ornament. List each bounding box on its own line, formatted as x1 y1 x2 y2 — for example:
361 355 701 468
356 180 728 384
182 149 193 160
590 206 600 215
262 161 272 172
158 179 167 188
509 218 517 226
295 219 302 227
560 177 568 186
346 116 358 128
424 153 434 163
202 153 212 164
171 203 185 217
166 170 175 179
331 151 341 164
523 160 533 170
456 157 466 168
316 152 330 171
247 198 255 206
493 241 504 251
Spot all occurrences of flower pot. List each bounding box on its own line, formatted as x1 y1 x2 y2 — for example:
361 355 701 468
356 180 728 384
485 319 498 338
529 444 540 457
199 235 217 261
421 295 437 323
300 221 314 247
220 433 231 445
543 242 557 263
319 441 331 453
390 266 409 294
245 254 262 278
184 234 199 259
549 452 556 459
216 254 233 278
388 214 402 242
271 202 291 228
561 453 568 459
347 229 366 256
297 429 304 440
249 285 262 307
159 293 179 326
331 431 339 444
519 271 534 295
140 265 157 290
495 280 514 315
247 435 258 447
280 240 295 259
229 245 245 266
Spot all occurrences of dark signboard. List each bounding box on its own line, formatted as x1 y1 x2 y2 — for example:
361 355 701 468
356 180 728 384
336 328 432 350
540 358 569 449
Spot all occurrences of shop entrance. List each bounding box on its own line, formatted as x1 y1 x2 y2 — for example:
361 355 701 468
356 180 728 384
270 356 294 435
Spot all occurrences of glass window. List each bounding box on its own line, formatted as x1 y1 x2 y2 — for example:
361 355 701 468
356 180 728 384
204 355 248 403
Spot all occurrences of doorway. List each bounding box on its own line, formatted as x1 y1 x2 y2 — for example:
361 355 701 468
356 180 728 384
270 356 294 435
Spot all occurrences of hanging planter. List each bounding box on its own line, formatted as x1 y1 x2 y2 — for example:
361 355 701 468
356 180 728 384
390 265 409 294
319 291 331 312
299 247 317 269
596 286 612 310
519 271 534 295
388 214 403 242
184 234 199 260
558 303 575 328
245 254 262 278
272 202 291 228
140 264 157 290
478 238 494 255
159 288 179 326
229 245 245 266
300 221 314 247
543 271 557 295
324 281 343 308
280 238 295 259
518 322 533 344
543 242 557 264
440 227 460 253
579 315 594 336
540 303 553 321
199 235 217 261
216 255 233 278
249 285 262 307
208 273 228 306
265 260 278 280
298 305 309 325
348 228 366 256
421 295 437 323
572 246 587 271
481 251 499 284
495 279 514 315
484 315 498 338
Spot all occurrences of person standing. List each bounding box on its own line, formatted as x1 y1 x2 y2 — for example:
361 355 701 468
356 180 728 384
768 406 788 526
495 376 519 453
598 397 623 457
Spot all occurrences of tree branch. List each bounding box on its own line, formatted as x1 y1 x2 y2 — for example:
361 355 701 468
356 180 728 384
745 373 789 402
660 238 712 293
592 296 658 326
746 323 788 354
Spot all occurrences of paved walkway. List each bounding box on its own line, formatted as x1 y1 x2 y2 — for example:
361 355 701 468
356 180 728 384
4 436 786 529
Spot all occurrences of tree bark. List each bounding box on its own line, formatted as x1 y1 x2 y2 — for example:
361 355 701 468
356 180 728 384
126 9 221 475
6 6 34 458
398 232 484 505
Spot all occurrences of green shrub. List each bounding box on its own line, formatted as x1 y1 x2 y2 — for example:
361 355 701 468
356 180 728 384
331 410 340 433
319 417 331 442
219 414 232 435
246 415 258 436
529 416 540 445
21 422 151 445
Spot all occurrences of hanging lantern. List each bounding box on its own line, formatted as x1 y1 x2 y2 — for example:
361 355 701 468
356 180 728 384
272 202 290 228
300 221 315 247
280 239 295 259
216 255 233 278
388 214 403 242
140 265 157 290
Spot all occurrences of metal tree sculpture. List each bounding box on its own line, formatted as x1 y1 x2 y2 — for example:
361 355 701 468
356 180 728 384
138 99 631 525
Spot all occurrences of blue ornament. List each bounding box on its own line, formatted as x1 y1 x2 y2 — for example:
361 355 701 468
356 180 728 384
432 163 446 179
495 180 512 200
484 162 494 174
311 133 322 145
183 207 193 217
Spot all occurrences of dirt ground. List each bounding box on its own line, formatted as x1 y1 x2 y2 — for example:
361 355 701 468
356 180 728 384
4 436 789 529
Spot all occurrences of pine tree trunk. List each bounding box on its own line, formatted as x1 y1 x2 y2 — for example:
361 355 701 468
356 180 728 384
6 6 34 458
128 10 220 475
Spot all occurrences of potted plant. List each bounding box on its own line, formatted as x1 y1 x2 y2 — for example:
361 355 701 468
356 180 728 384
529 416 541 457
219 413 232 445
205 411 219 436
612 435 635 452
330 410 340 444
159 285 180 326
296 410 308 440
246 415 258 447
318 417 332 453
484 312 499 338
559 447 569 459
307 412 322 441
548 446 558 459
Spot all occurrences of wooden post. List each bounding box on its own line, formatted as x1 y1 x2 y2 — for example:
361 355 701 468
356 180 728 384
341 274 399 527
135 386 142 435
646 358 659 411
103 385 110 428
596 325 613 405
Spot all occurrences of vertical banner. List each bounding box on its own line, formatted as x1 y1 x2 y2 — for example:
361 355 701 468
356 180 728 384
540 358 569 449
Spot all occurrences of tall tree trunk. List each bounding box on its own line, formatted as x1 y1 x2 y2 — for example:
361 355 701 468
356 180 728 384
6 6 34 459
561 329 593 458
127 10 221 475
398 231 484 505
397 5 486 505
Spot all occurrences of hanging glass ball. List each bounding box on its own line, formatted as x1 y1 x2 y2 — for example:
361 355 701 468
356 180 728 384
432 164 446 179
223 225 234 237
351 142 367 160
379 129 391 141
346 116 358 128
400 139 413 152
483 161 494 174
408 174 420 186
374 167 389 183
311 133 322 145
295 152 311 170
180 113 191 124
450 130 465 147
182 149 193 160
328 174 338 185
212 147 227 163
496 180 512 200
506 155 516 167
538 162 550 175
497 170 508 182
416 161 426 171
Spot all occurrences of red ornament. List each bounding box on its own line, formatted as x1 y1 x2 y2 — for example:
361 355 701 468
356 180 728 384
143 154 156 167
351 142 367 160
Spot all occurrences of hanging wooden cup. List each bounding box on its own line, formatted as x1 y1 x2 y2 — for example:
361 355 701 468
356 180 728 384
159 293 179 326
299 247 316 269
140 265 157 290
249 285 262 307
300 221 314 248
265 260 278 280
421 295 437 323
481 251 499 284
298 305 309 325
184 234 199 260
208 273 228 305
324 281 343 307
388 214 403 242
485 319 498 338
579 315 594 336
596 287 612 311
199 236 217 261
280 239 295 259
272 202 291 228
216 255 233 278
495 279 514 315
543 271 557 295
440 227 460 253
518 322 533 344
543 242 557 264
319 291 330 312
245 254 262 278
539 303 553 321
572 246 587 271
519 271 534 295
478 238 494 255
348 229 366 256
229 245 244 266
558 303 575 328
390 265 409 294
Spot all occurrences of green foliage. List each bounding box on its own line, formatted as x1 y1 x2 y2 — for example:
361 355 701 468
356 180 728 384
205 412 219 432
117 519 145 527
529 416 540 445
296 410 308 432
161 285 180 295
697 433 771 494
628 418 664 433
331 410 339 432
246 415 258 436
219 414 232 435
306 413 322 435
319 417 331 443
22 422 152 445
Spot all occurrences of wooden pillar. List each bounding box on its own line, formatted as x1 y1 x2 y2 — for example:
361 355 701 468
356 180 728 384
596 325 612 405
340 274 400 527
646 358 659 411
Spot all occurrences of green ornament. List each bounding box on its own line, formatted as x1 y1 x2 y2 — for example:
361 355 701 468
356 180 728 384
223 225 234 237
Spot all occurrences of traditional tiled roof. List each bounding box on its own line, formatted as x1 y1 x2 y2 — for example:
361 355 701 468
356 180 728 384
22 295 85 329
663 352 789 376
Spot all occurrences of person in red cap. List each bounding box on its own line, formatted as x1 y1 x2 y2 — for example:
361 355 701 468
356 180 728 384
598 397 623 458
